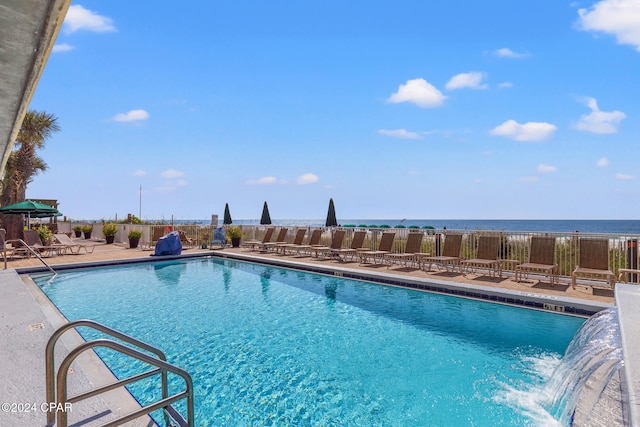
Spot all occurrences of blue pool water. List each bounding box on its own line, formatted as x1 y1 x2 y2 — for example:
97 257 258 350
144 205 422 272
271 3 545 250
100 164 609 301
37 258 585 426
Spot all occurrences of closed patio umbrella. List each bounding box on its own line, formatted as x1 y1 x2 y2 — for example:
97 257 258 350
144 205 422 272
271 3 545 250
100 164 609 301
223 203 233 225
325 198 337 227
260 201 272 225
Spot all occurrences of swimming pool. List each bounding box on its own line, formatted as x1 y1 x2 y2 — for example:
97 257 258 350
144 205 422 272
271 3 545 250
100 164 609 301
36 257 585 426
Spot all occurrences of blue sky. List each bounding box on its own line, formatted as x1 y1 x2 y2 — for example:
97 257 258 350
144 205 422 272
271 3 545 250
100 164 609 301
26 0 640 221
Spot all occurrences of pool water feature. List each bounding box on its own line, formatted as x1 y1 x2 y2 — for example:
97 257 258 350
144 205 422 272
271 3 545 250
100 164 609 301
37 258 585 426
540 307 624 424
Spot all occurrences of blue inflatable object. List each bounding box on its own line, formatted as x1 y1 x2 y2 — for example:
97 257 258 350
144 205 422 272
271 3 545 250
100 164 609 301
152 231 182 256
212 226 226 247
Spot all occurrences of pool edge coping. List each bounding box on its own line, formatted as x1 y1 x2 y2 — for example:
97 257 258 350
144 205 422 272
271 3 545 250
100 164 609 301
17 250 611 316
214 251 611 316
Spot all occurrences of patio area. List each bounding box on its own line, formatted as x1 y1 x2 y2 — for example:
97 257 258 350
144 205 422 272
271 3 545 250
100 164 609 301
4 237 615 306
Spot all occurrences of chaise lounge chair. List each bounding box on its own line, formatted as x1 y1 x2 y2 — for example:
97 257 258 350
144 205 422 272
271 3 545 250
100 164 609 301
178 230 196 249
419 233 463 273
310 229 346 258
243 227 275 251
0 229 33 263
274 228 307 254
53 233 97 255
259 227 288 252
460 235 500 277
515 236 558 285
150 226 166 247
0 228 12 264
384 232 424 268
571 238 616 289
292 229 323 256
358 231 396 265
330 230 367 262
11 230 57 258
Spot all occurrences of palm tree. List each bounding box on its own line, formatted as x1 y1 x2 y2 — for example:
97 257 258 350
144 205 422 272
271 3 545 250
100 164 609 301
0 110 60 237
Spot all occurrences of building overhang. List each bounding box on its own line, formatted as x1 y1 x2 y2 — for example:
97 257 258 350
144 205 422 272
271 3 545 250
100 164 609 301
0 0 71 176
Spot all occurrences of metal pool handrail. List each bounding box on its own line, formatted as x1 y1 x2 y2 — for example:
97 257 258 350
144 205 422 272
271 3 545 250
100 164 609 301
4 237 55 273
45 319 194 427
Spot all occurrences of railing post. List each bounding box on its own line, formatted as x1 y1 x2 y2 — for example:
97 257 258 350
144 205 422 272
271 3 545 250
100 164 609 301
628 239 638 283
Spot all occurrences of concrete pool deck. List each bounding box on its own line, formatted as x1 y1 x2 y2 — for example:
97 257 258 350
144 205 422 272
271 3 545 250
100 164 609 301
4 239 617 305
0 240 622 426
0 268 154 427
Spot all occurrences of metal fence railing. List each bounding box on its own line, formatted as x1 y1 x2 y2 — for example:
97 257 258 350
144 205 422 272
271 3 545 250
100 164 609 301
223 226 639 284
68 223 640 284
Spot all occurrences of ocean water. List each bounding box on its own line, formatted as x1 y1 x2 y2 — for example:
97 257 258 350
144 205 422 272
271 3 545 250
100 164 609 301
187 219 640 234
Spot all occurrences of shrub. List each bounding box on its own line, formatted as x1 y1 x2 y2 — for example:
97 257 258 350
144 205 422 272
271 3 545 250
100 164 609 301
102 223 117 236
226 226 243 239
37 225 53 245
128 230 142 239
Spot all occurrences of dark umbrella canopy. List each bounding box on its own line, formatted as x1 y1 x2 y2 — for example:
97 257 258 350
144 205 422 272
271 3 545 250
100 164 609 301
260 201 272 225
31 211 62 219
223 203 233 225
0 200 60 216
0 200 62 228
325 198 337 227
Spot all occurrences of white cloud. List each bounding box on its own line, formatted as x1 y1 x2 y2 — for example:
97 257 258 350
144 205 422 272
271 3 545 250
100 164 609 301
133 170 147 177
537 164 557 173
572 97 626 134
63 5 116 33
489 120 557 141
247 176 278 185
597 157 610 167
297 173 319 184
578 0 640 51
445 72 488 90
52 43 74 53
387 78 446 108
113 109 150 122
177 179 188 186
616 173 635 180
377 129 422 140
498 82 513 89
161 169 184 179
493 47 530 58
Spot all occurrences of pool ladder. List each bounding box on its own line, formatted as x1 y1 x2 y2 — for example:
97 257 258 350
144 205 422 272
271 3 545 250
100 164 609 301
46 319 194 427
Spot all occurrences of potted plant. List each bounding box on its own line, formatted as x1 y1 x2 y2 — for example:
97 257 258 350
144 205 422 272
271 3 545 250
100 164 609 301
81 224 93 239
226 226 243 248
73 225 83 238
128 229 142 249
37 225 53 245
102 223 117 244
